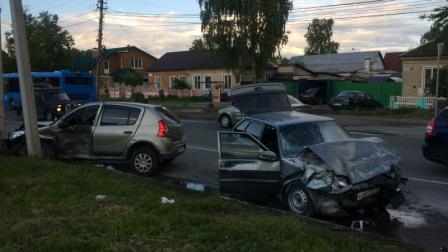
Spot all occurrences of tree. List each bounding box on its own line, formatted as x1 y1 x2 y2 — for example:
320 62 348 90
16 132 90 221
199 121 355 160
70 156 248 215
5 11 75 71
198 0 293 81
420 2 448 44
190 39 207 51
121 70 144 89
426 66 448 98
304 18 339 55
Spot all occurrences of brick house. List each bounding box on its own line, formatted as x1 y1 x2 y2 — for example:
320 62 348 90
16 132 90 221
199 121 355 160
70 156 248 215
146 50 276 98
401 42 448 96
91 46 157 95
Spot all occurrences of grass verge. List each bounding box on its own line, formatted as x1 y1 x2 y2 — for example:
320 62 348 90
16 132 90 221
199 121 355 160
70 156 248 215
0 156 421 251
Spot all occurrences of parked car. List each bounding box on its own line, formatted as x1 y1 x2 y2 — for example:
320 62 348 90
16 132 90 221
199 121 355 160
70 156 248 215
8 102 186 176
299 87 324 105
423 107 448 166
217 83 405 217
17 87 79 121
328 90 383 110
217 94 310 129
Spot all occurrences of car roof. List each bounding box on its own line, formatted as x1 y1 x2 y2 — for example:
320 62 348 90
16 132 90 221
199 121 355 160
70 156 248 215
227 82 286 97
244 111 333 127
99 101 161 108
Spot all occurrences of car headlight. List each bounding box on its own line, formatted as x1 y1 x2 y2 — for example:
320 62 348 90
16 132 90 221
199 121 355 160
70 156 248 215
331 176 350 191
10 130 25 140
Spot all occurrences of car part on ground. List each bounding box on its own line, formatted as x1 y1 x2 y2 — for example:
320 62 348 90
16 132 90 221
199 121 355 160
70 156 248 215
422 107 448 166
6 102 186 176
217 83 405 217
328 90 383 111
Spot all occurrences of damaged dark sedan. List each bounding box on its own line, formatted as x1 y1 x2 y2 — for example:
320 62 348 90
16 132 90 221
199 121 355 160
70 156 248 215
218 83 405 217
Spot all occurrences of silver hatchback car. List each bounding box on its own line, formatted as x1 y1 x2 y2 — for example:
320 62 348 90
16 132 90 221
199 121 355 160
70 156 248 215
9 102 186 176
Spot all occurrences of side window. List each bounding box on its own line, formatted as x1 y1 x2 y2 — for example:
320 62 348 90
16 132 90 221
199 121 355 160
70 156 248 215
246 121 264 138
63 105 99 126
235 120 250 132
260 125 279 155
100 105 140 126
220 132 264 159
436 110 448 128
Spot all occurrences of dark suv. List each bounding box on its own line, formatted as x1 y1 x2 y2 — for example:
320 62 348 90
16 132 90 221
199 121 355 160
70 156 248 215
218 83 405 217
18 87 78 120
423 107 448 166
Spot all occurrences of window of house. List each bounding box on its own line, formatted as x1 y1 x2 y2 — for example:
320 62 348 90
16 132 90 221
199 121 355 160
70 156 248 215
103 61 109 74
194 76 201 89
120 58 124 68
179 76 186 82
170 76 177 88
155 76 161 89
422 66 439 91
223 74 231 89
131 58 143 69
205 76 211 89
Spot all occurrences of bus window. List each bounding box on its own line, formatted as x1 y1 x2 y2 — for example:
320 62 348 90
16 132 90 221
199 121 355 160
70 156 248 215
65 77 93 86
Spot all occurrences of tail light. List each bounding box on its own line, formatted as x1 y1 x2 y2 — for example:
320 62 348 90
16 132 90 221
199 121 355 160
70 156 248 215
157 120 170 138
425 117 435 138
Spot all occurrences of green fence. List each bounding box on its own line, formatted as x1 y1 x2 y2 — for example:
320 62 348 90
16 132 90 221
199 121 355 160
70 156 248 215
329 80 402 106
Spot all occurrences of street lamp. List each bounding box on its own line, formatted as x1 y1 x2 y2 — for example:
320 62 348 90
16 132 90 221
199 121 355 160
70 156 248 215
435 42 444 116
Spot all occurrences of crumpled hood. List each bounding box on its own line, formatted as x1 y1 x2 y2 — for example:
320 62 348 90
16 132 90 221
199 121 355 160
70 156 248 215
305 137 401 184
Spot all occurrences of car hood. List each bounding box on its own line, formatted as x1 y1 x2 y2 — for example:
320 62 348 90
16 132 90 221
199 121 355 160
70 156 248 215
303 137 401 184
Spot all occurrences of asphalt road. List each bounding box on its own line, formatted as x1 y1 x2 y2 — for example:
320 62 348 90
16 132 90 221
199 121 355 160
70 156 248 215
4 110 448 251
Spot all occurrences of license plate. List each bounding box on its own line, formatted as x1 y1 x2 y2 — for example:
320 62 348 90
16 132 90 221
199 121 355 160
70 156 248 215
357 188 380 201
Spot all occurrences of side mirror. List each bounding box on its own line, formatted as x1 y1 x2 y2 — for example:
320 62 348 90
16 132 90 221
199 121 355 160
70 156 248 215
258 150 278 162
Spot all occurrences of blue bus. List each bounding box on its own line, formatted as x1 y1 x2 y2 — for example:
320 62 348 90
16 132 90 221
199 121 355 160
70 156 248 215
2 70 96 109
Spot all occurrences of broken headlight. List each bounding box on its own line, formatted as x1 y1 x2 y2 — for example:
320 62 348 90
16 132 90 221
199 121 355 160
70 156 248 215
331 176 350 192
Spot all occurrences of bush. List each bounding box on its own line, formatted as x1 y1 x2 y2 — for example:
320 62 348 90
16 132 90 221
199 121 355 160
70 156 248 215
131 92 146 102
172 79 191 90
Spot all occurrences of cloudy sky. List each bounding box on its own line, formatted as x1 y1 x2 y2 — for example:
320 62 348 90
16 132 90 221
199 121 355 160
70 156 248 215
1 0 445 58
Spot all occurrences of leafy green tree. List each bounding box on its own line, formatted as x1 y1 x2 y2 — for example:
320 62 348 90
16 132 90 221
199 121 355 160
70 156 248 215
1 50 16 73
426 66 448 98
420 2 448 44
122 71 144 89
304 18 339 55
198 0 293 81
190 39 207 51
5 11 75 71
172 79 191 89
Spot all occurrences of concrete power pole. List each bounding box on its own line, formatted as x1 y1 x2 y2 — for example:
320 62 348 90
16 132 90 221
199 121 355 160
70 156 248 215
9 0 41 157
0 8 5 139
96 0 107 101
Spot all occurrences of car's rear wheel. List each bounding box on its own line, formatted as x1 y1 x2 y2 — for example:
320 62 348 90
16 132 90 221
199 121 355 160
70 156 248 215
219 114 232 129
286 182 315 216
130 146 159 176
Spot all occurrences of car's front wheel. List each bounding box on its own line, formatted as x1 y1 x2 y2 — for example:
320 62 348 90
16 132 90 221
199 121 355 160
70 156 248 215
130 146 159 176
286 182 315 216
219 114 232 129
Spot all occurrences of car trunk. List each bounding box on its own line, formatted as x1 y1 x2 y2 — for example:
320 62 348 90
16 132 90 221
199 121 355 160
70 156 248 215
155 106 184 141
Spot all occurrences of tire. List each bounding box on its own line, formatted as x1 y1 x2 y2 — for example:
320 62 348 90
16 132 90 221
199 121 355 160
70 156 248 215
130 146 159 176
219 114 232 129
16 141 56 159
286 183 315 216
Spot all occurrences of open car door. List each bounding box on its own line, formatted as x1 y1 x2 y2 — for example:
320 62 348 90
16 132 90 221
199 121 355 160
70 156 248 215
218 131 281 200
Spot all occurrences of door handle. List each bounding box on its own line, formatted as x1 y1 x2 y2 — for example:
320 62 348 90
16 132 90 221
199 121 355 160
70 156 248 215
123 131 133 134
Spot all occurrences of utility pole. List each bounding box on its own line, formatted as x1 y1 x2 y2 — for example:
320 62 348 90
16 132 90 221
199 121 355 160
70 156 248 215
96 0 107 101
9 0 41 157
0 8 5 139
435 42 444 116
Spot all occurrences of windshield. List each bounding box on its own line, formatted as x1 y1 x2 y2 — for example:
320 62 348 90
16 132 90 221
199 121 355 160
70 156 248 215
279 121 351 157
44 90 70 101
